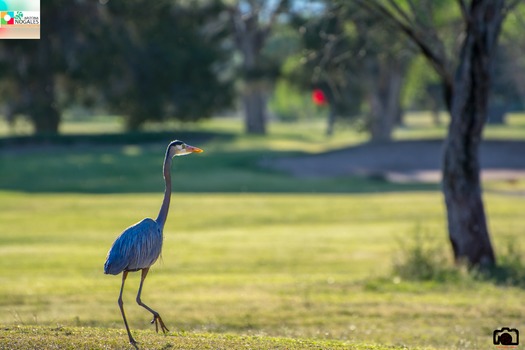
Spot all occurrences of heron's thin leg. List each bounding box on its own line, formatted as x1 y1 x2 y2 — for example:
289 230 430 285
136 268 169 334
118 271 138 349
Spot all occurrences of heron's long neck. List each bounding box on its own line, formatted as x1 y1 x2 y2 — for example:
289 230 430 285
156 154 172 229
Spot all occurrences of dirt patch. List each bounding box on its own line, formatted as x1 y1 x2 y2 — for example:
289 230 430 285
265 140 525 183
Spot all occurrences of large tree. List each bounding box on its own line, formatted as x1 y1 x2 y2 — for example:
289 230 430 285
354 0 522 267
226 0 288 134
352 12 413 141
94 1 234 130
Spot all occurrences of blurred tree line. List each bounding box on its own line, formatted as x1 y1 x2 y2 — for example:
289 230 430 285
0 0 234 133
0 0 524 140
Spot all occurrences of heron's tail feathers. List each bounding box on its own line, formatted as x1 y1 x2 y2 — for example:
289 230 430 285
104 250 126 275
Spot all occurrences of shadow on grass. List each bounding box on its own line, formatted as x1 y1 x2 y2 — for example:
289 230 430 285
481 243 525 288
0 131 439 194
0 130 234 148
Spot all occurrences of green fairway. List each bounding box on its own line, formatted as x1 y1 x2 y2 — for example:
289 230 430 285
0 191 524 349
1 117 525 349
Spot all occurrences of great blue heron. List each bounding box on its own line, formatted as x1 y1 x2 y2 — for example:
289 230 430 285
104 140 203 347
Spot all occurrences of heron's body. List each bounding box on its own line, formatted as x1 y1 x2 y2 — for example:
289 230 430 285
103 140 203 348
104 218 162 275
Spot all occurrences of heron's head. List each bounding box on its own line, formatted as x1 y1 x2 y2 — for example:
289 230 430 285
168 140 204 157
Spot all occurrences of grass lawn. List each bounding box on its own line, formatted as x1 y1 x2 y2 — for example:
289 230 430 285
0 191 524 349
0 115 524 349
0 325 398 350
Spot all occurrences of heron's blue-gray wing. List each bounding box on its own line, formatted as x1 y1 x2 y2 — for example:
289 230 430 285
104 218 163 275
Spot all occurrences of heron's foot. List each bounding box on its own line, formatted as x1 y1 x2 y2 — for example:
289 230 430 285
150 313 169 334
128 335 139 349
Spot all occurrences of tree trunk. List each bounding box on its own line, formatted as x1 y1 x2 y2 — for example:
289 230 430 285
230 4 272 135
368 64 404 142
31 103 60 134
242 80 267 134
30 22 60 134
326 106 336 137
442 0 504 268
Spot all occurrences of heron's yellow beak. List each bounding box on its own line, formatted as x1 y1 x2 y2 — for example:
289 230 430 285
187 145 204 153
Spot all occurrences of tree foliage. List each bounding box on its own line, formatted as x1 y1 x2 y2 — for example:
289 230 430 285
0 0 234 133
100 1 234 130
0 0 99 133
286 2 414 139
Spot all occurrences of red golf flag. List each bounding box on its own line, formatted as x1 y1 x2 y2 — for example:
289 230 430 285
312 89 328 106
